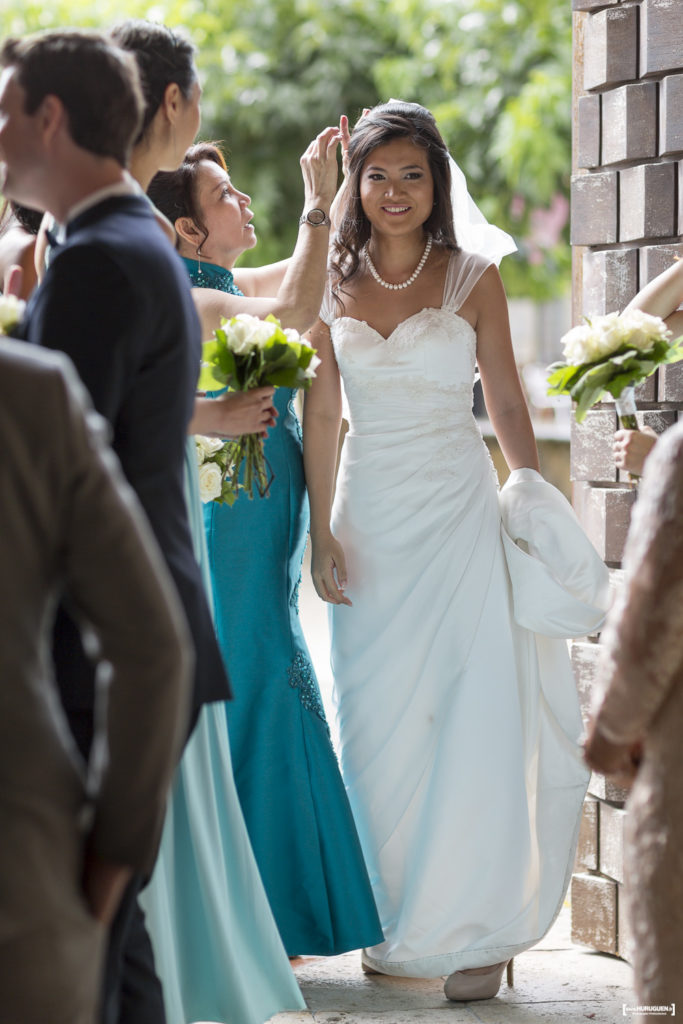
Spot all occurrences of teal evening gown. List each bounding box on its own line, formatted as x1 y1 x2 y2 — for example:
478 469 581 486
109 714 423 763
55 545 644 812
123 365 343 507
189 258 383 956
139 426 305 1022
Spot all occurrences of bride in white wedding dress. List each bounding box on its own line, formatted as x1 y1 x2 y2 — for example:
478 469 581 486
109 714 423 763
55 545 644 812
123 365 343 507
303 101 608 1002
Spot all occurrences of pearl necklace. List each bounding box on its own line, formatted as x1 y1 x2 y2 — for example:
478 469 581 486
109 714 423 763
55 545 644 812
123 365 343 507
362 233 433 290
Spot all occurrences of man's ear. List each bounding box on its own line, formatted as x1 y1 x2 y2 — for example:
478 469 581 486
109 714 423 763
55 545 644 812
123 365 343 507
38 94 66 146
175 216 201 247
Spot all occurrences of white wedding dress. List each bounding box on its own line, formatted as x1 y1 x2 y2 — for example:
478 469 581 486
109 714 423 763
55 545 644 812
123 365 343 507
320 249 608 977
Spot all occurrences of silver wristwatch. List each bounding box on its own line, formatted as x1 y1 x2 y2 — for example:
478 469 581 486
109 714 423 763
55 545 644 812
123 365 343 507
299 208 331 227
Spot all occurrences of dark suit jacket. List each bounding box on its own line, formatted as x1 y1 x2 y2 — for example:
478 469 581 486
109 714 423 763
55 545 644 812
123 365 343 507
17 194 231 748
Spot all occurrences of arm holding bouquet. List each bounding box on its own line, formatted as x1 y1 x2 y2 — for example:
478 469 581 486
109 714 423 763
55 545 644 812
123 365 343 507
197 313 321 504
547 284 683 461
614 258 683 476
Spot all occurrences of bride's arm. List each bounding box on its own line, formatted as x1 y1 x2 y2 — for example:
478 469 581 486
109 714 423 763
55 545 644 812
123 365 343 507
474 265 540 473
302 318 351 606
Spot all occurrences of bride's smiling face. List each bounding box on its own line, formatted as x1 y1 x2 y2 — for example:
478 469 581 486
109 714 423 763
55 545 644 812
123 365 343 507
359 138 434 236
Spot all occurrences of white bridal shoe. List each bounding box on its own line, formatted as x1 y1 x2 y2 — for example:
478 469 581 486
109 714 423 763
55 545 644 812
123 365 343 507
443 959 514 1002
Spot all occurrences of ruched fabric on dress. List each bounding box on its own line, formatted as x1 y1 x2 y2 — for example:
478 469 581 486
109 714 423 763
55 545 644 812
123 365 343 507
323 250 606 976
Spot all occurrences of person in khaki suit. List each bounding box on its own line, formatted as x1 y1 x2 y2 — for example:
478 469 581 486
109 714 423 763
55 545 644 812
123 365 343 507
0 337 192 1024
585 419 683 1019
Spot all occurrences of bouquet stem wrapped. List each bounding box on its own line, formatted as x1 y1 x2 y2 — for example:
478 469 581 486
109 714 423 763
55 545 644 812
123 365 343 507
198 314 320 503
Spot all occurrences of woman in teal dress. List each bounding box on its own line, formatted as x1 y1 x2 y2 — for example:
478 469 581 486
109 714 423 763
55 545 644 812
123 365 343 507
109 21 306 1024
148 139 383 956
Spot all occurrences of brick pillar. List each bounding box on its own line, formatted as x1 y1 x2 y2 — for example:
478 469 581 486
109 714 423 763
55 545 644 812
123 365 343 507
570 0 683 960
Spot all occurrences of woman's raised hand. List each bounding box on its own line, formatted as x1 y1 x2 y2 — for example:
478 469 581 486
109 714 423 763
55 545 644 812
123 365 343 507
339 109 369 177
311 532 352 606
300 126 342 209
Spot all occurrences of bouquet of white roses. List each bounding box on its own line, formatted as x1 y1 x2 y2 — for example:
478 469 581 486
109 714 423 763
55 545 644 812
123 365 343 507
198 313 320 502
547 309 683 423
195 435 240 506
0 294 26 335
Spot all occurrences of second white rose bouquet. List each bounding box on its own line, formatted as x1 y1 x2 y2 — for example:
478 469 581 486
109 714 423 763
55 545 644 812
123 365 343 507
547 309 683 423
195 435 238 505
198 313 321 502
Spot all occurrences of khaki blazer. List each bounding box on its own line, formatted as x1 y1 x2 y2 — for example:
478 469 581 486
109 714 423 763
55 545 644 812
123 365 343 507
0 339 191 1024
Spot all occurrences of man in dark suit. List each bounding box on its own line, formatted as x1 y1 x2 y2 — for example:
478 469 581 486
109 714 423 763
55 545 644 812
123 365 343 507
0 29 231 1024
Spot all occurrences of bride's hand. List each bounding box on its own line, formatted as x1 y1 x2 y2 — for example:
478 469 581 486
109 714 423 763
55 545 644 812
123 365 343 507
300 126 341 210
311 533 352 606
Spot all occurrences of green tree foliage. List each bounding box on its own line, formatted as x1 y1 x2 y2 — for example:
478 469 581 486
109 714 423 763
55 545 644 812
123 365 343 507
3 0 572 296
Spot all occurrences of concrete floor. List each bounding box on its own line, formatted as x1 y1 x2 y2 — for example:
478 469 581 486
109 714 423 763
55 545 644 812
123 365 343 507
267 563 635 1024
271 900 634 1024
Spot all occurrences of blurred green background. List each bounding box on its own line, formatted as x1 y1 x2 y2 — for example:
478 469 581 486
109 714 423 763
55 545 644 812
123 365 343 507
2 0 572 299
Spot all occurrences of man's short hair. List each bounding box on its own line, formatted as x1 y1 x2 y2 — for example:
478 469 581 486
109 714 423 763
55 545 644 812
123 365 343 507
0 30 144 166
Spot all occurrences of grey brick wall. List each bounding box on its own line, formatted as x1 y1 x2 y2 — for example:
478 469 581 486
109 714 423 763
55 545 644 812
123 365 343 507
571 0 683 959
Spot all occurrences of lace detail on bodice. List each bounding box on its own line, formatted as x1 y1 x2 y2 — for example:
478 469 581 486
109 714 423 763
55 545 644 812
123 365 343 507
330 307 479 428
287 651 328 727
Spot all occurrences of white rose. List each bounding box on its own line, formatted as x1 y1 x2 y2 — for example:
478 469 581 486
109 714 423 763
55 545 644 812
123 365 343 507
592 311 625 357
284 327 302 344
0 294 26 333
247 318 278 348
302 353 322 380
198 461 223 502
227 314 277 351
195 435 224 464
561 324 593 364
226 316 257 355
618 309 671 351
562 312 639 364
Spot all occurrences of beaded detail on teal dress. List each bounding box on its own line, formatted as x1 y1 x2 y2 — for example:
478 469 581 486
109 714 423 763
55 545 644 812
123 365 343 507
182 256 241 294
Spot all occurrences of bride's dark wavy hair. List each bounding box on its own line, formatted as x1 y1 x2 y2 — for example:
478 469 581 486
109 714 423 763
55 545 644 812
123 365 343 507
331 101 459 305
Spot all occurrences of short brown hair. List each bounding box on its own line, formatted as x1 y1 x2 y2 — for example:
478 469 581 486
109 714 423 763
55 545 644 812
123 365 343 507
0 30 143 165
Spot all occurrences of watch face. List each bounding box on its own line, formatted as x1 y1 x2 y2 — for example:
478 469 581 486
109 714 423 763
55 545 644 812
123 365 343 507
307 208 327 225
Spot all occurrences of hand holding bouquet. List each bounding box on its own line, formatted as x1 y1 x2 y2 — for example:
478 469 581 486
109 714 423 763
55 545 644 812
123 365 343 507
198 314 320 502
547 309 683 423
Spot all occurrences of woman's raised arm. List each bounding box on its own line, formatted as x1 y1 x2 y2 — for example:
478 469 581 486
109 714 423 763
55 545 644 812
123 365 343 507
193 127 340 337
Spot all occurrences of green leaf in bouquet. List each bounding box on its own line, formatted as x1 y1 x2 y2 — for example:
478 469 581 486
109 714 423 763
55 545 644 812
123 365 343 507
605 347 641 367
297 345 316 370
266 367 304 387
570 360 615 421
546 361 584 395
198 340 236 390
602 370 646 399
661 336 683 364
262 340 299 366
